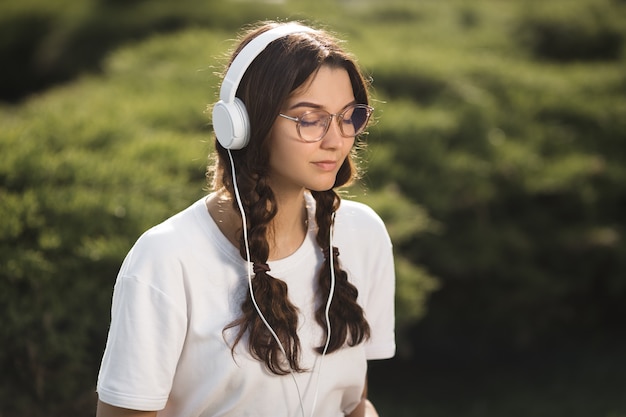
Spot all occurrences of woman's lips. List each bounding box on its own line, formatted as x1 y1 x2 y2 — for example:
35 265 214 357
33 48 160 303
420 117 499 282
312 160 338 171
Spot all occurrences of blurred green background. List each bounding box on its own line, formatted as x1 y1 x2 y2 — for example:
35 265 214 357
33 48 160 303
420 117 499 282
1 0 626 416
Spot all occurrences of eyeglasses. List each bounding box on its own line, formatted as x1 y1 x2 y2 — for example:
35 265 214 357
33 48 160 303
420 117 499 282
278 104 374 143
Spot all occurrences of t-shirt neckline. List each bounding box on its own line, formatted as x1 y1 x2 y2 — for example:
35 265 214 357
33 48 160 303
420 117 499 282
192 193 319 275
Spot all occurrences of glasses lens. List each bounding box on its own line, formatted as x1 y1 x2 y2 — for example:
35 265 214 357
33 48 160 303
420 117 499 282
340 105 371 137
298 111 330 142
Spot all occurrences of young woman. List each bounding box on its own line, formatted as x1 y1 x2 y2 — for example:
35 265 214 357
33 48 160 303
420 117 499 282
96 21 395 417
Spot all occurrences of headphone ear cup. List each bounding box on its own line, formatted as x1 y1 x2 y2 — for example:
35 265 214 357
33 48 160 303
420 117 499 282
212 97 250 150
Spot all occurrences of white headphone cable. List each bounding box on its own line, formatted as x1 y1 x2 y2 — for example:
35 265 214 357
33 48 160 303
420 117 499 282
308 211 336 417
227 149 336 417
227 149 306 417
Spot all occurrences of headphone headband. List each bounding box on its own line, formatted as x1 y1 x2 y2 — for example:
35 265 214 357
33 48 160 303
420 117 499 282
212 23 316 150
220 23 315 103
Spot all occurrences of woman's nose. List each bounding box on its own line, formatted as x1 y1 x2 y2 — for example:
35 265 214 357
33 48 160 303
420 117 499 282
320 117 344 148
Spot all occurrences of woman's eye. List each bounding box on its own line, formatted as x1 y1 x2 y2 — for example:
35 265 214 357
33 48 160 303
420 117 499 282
300 119 318 127
300 115 325 127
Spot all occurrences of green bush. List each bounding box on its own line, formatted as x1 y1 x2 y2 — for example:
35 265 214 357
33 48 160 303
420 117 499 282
0 1 71 100
367 20 626 352
513 0 625 62
0 29 213 416
0 0 289 101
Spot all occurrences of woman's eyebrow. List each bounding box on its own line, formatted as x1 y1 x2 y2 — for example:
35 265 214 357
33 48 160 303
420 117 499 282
287 100 357 111
288 101 323 110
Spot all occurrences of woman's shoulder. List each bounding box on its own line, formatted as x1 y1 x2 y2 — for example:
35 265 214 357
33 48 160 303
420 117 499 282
128 198 208 259
333 198 393 270
335 198 390 240
116 198 214 288
337 198 385 225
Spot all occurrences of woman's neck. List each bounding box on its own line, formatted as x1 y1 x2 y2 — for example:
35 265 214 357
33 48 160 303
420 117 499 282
267 188 308 260
206 188 308 261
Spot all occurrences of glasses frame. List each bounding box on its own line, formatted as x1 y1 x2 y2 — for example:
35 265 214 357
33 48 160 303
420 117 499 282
278 104 374 143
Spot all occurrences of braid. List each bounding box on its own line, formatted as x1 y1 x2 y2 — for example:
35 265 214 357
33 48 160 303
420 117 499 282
311 190 371 354
224 174 304 375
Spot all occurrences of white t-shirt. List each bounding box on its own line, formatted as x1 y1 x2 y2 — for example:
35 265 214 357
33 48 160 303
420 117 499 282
97 193 395 417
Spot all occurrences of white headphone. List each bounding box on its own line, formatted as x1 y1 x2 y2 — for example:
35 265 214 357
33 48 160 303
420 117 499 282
212 23 315 150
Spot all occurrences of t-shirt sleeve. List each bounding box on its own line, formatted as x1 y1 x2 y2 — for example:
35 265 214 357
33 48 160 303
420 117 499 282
346 204 396 361
96 235 188 410
362 222 396 360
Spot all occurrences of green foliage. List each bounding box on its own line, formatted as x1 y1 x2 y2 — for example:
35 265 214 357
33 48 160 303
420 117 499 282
0 0 289 101
513 0 625 62
358 0 626 354
0 0 75 100
0 29 212 416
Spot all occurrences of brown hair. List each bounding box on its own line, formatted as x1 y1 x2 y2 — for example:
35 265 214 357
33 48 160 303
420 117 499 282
208 21 371 375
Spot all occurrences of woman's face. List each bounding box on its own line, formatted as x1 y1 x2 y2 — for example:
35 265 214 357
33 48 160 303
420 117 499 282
267 65 356 195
